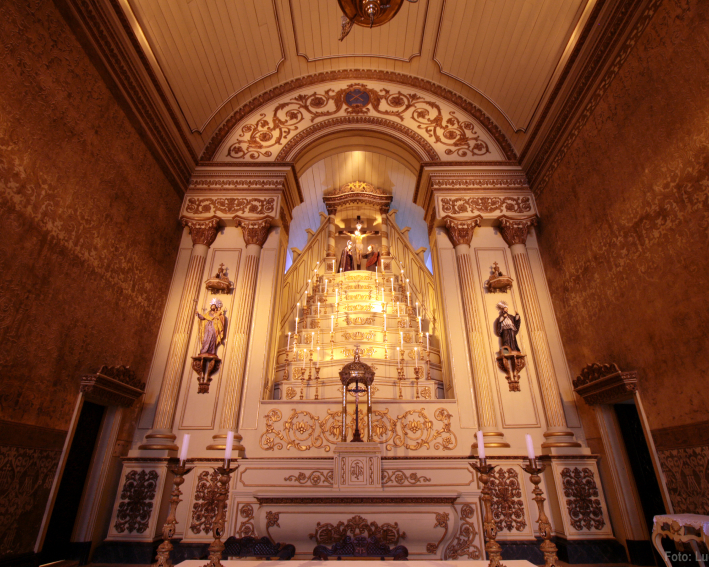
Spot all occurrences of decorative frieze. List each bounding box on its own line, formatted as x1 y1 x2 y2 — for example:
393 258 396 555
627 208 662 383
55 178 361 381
573 362 638 405
80 365 145 407
185 197 275 216
441 196 532 215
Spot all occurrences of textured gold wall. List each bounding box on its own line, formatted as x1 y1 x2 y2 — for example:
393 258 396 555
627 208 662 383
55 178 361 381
536 0 709 513
0 0 182 557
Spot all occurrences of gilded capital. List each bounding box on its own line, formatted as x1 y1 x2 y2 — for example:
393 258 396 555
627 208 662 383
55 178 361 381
235 215 272 247
444 215 482 247
181 216 221 247
498 215 538 247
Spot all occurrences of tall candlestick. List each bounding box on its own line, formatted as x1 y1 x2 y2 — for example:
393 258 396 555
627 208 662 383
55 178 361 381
308 279 311 294
406 278 409 293
381 287 384 301
526 434 535 461
316 347 320 366
397 347 400 367
179 434 190 464
225 431 234 463
476 431 486 459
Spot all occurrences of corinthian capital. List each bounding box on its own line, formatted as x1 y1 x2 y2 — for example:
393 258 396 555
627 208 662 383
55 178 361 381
235 215 272 247
444 215 482 247
181 216 221 247
498 215 538 247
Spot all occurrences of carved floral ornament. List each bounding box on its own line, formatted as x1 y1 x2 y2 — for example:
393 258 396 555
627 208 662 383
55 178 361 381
234 215 272 247
498 215 538 247
444 216 482 247
182 216 221 247
185 197 276 216
440 196 533 216
219 82 500 161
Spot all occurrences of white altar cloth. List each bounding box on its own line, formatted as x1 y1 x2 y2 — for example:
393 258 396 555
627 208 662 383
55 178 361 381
176 561 537 567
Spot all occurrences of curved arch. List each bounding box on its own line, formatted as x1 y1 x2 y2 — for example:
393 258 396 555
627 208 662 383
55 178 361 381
278 118 437 176
201 70 517 162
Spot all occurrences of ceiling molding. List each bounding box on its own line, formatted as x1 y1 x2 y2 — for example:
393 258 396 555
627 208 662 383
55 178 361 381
288 0 429 63
526 0 663 195
201 70 518 162
62 0 198 192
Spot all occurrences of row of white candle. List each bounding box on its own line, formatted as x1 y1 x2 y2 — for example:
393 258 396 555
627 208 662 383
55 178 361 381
475 431 536 461
178 430 235 466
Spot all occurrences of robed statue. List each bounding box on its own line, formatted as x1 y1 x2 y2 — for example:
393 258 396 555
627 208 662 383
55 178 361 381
495 301 521 352
363 244 380 272
195 299 226 355
339 240 355 272
338 218 379 269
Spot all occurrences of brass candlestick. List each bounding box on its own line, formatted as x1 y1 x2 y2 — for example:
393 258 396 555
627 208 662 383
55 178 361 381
471 458 506 567
314 365 321 400
413 366 422 399
397 351 405 399
282 348 290 382
330 331 334 360
156 460 194 567
522 458 559 567
204 462 238 567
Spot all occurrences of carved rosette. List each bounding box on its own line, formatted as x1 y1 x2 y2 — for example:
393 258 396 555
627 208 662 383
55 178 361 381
498 215 538 247
114 470 159 534
444 216 482 247
560 467 605 531
182 216 221 247
235 215 272 247
488 468 526 532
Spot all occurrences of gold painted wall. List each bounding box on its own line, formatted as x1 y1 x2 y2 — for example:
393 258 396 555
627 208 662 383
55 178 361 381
535 0 709 513
0 0 182 557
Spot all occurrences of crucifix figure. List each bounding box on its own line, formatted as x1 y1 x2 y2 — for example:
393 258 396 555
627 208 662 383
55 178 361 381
338 217 379 269
347 379 368 442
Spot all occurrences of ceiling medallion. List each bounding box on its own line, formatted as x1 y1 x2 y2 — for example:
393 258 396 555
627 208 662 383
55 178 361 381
338 0 418 41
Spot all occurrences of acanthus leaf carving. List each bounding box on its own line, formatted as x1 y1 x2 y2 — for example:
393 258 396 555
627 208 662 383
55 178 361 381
114 470 159 534
488 468 527 532
441 197 532 215
444 216 482 247
185 197 275 216
560 467 605 531
498 215 538 247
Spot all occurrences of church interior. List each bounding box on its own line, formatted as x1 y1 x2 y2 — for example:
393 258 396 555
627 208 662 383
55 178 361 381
1 1 708 567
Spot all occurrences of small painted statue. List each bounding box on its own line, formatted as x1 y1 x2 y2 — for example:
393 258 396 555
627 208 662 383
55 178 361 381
363 244 380 272
195 299 226 355
495 301 521 352
339 240 355 272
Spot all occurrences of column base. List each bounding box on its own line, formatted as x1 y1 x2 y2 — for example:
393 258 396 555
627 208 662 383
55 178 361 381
470 430 510 452
541 428 584 453
206 431 246 456
139 429 178 451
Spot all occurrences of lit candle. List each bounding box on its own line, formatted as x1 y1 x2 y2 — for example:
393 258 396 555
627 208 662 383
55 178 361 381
179 433 190 464
417 317 422 333
295 316 298 334
308 279 311 294
340 268 342 273
225 431 234 464
416 302 419 318
331 315 334 333
407 292 410 306
287 332 291 350
391 278 394 294
317 301 320 317
476 431 485 459
293 341 296 353
297 302 300 317
406 278 409 293
383 313 386 330
426 332 430 351
397 302 400 317
400 331 403 348
316 347 320 366
324 279 328 295
526 434 535 461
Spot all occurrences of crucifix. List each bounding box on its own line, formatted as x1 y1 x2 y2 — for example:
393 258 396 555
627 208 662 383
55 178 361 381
347 378 368 443
338 216 379 269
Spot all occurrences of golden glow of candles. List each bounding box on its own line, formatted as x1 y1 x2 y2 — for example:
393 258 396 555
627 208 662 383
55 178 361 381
331 315 334 332
416 302 419 317
316 346 320 366
317 301 320 316
426 332 430 351
295 316 298 333
383 313 387 330
391 278 394 293
418 317 422 333
407 291 410 306
324 279 328 294
400 331 403 348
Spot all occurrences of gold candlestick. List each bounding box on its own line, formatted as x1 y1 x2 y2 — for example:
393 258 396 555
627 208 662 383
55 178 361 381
156 460 194 567
397 349 404 399
314 366 321 400
413 366 422 399
522 458 559 567
470 458 506 567
204 462 238 567
330 331 334 360
282 349 290 382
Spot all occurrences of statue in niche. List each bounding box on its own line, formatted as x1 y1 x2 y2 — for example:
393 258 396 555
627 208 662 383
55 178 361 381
339 240 355 272
192 299 226 393
494 301 526 392
339 217 379 268
495 301 522 351
196 299 226 355
363 244 380 272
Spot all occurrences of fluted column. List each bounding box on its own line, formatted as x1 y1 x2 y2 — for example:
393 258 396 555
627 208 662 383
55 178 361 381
445 217 507 448
209 216 271 451
498 215 579 448
141 217 220 450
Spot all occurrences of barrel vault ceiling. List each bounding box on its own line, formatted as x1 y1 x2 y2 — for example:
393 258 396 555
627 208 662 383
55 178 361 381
70 0 657 191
